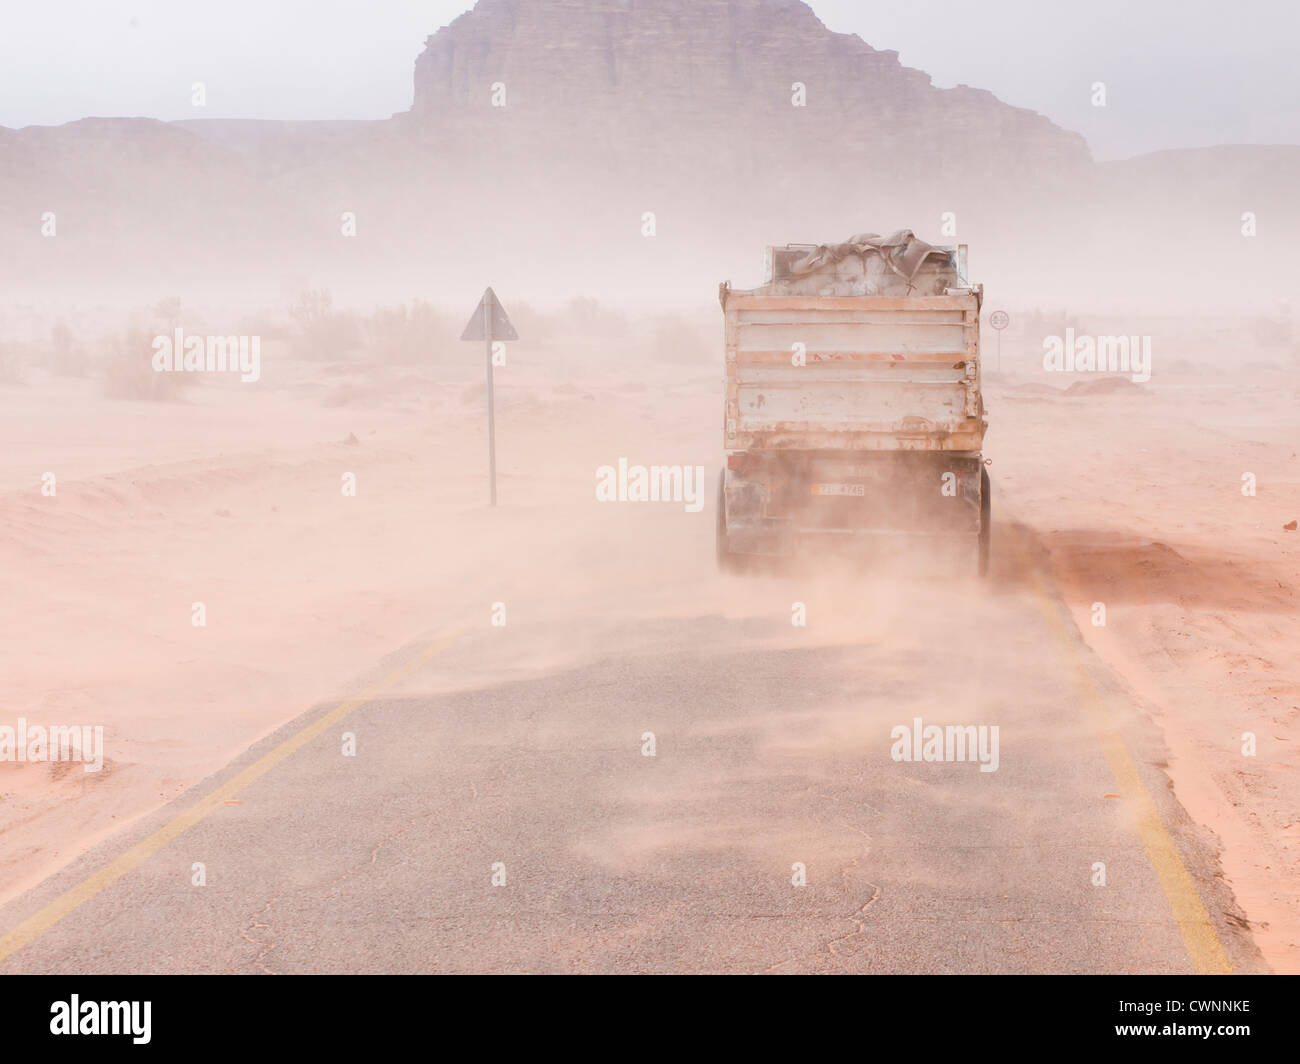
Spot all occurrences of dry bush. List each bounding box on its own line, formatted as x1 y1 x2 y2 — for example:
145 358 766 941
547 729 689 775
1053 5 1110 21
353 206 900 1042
505 297 630 351
1249 312 1294 349
562 297 629 341
0 340 25 384
645 312 714 365
102 327 188 400
48 322 89 376
361 300 456 364
289 289 361 361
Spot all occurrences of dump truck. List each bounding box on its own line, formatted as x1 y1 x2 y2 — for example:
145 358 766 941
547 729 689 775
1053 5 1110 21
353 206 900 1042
716 231 990 574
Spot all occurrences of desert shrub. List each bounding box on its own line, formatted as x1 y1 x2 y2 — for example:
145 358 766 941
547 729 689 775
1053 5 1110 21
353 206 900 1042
501 298 629 351
48 322 89 376
361 300 454 364
646 312 713 365
289 289 361 361
1249 312 1294 348
102 327 187 400
0 341 25 384
562 297 628 341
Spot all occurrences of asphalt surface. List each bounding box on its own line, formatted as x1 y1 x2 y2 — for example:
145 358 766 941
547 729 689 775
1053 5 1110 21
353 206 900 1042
0 529 1266 974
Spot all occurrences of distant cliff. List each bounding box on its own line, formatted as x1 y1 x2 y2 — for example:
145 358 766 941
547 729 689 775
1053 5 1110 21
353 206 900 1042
0 0 1292 308
406 0 1090 182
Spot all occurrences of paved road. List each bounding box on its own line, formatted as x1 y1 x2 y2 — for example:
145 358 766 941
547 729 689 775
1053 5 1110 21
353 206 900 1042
0 527 1265 974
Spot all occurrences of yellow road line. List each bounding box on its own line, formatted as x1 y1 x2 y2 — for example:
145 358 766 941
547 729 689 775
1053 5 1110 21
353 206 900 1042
0 631 460 964
4 549 1233 973
1014 529 1233 974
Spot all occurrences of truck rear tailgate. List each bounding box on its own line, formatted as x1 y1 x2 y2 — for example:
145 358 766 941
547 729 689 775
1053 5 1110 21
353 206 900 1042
723 294 984 452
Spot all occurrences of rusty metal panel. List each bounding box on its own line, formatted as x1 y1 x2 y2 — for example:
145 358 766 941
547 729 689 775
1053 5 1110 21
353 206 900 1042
736 321 968 355
736 309 967 325
727 428 986 452
737 365 966 384
722 288 984 453
727 295 973 311
736 380 968 426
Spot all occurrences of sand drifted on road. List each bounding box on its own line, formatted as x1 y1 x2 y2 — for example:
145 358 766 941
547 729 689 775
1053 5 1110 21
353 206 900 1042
988 358 1300 972
0 316 1296 972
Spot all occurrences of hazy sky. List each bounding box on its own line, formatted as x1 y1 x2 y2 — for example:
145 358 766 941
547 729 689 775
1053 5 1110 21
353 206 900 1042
2 0 1296 159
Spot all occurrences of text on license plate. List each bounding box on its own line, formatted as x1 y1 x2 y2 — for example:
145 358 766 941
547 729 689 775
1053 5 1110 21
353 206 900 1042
811 483 866 497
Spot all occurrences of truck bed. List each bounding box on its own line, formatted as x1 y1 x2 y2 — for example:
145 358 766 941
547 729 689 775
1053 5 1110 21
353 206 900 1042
721 291 986 453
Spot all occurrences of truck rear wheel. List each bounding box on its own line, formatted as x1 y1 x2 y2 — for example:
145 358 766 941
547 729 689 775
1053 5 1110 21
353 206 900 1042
978 467 992 577
716 471 739 573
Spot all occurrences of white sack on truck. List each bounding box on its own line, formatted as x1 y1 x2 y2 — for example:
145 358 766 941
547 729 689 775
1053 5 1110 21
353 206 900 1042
766 230 959 298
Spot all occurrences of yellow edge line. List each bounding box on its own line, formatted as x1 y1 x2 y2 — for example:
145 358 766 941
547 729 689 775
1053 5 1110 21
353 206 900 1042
4 551 1234 973
1014 529 1233 975
0 631 460 965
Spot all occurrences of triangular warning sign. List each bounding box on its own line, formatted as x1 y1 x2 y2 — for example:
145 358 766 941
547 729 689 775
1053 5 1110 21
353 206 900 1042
460 287 518 342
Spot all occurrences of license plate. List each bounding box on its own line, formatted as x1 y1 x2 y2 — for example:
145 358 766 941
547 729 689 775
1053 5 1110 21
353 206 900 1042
811 483 865 497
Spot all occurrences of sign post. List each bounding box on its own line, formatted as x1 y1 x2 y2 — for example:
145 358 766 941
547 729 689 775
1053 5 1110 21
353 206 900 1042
461 287 518 506
988 310 1009 374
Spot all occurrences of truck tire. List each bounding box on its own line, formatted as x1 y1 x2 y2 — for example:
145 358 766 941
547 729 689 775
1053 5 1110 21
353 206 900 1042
716 471 738 573
978 466 992 578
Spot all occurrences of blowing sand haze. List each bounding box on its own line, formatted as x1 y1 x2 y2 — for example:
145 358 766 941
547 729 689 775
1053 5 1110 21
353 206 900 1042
0 0 1296 1048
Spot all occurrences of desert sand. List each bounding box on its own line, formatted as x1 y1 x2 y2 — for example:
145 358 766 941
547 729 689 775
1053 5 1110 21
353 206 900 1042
1 305 1295 972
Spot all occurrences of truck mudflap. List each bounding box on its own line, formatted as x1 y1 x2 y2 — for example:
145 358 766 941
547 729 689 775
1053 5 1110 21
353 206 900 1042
720 452 984 557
